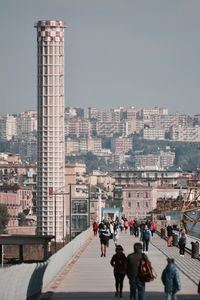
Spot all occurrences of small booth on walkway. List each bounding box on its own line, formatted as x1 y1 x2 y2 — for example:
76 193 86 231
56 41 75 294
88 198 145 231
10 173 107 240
0 234 54 264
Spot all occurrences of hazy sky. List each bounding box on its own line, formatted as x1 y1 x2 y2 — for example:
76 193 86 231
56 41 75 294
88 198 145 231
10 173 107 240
1 0 200 115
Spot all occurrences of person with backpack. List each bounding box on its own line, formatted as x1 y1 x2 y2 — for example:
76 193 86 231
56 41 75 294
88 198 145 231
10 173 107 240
141 224 151 254
110 245 127 298
161 258 181 300
126 242 146 300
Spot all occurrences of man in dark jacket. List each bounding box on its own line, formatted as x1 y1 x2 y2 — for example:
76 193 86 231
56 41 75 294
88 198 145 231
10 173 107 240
126 242 145 300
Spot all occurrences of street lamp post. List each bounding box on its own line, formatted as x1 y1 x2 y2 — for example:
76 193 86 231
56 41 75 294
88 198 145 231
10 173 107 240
69 183 72 242
98 192 102 222
52 190 70 252
54 193 57 252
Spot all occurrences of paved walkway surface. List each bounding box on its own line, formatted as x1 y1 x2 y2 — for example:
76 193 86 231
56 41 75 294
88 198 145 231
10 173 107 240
42 232 200 300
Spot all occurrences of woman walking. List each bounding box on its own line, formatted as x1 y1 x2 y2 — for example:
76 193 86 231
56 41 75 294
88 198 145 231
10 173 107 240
110 245 127 298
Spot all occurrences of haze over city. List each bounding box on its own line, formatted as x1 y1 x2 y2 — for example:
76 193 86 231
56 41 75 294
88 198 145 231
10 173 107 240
1 0 200 115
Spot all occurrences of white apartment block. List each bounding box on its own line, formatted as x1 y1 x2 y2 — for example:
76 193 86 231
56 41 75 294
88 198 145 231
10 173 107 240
135 154 161 170
35 20 66 241
16 111 37 137
0 114 17 141
96 121 123 137
170 125 200 142
160 150 175 168
135 151 175 170
142 128 165 140
65 137 102 154
141 107 168 117
65 117 91 137
65 138 79 154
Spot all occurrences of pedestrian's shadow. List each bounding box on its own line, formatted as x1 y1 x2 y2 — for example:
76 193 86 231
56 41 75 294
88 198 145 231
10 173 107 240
40 291 200 300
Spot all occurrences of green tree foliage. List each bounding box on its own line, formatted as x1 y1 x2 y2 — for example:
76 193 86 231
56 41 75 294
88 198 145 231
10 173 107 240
0 204 9 233
18 212 26 226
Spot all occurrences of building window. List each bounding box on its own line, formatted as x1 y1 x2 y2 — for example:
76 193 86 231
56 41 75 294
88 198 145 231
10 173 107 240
145 192 148 198
128 192 131 198
137 202 140 208
136 192 139 198
146 202 149 208
128 201 131 208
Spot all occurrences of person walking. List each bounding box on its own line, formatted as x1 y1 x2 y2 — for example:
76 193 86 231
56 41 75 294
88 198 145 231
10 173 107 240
110 245 127 298
178 232 186 256
92 221 98 236
98 223 110 257
150 220 156 237
167 224 173 247
113 226 120 246
161 258 181 300
126 242 146 300
141 224 151 254
124 218 129 232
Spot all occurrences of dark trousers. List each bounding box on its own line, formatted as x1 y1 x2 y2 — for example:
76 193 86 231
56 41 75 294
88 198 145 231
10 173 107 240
179 243 185 255
143 239 149 252
114 272 125 292
129 278 145 300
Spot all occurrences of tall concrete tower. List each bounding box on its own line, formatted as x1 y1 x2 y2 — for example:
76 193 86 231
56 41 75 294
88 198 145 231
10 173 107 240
35 20 66 242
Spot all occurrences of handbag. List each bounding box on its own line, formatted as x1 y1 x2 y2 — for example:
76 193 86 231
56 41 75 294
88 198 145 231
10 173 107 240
109 233 113 239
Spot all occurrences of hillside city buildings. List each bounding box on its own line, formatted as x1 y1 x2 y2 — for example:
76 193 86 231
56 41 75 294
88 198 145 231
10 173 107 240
1 107 200 168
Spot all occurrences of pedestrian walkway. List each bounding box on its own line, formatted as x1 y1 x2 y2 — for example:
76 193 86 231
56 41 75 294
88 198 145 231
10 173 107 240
42 232 200 300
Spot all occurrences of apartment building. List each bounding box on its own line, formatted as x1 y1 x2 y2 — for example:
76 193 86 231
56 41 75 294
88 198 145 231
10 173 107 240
122 185 156 219
111 137 132 155
135 154 161 170
0 114 17 141
134 151 175 170
122 183 181 220
96 121 123 137
65 137 102 154
142 128 165 140
16 111 37 137
66 117 91 137
170 125 200 142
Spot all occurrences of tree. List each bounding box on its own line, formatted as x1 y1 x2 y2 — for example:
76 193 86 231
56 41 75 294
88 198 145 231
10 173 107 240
18 212 26 226
0 204 9 233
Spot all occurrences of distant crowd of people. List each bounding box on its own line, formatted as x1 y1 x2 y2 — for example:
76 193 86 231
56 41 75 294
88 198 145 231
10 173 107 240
92 216 200 299
92 217 185 299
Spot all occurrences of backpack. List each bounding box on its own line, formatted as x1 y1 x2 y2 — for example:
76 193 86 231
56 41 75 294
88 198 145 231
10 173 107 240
138 254 157 282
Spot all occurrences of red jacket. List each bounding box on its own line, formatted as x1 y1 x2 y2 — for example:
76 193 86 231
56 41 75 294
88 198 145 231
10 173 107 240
93 222 98 231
